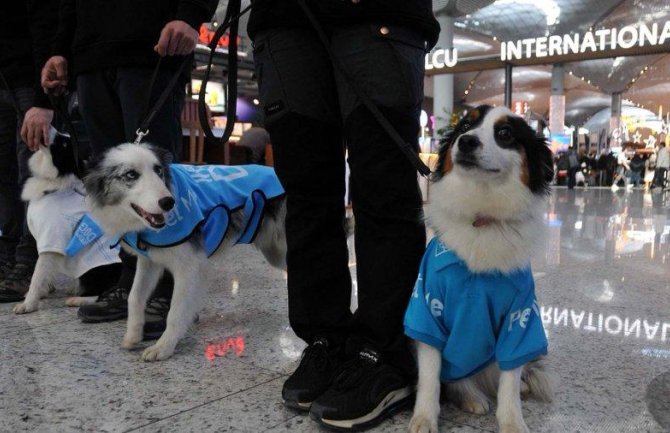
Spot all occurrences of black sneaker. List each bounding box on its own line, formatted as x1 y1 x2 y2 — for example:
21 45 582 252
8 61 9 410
0 259 15 281
143 295 170 341
0 263 33 303
309 348 414 431
283 337 345 411
77 285 129 322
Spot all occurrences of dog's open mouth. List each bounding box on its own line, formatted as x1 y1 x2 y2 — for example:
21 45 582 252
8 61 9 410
131 204 166 229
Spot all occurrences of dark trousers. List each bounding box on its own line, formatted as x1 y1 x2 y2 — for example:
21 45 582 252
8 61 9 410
77 66 185 297
0 87 37 266
653 167 667 189
567 167 578 189
253 25 427 373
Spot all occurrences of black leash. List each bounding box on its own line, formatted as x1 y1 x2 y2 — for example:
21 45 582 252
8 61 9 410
134 56 190 144
296 0 430 176
198 0 248 146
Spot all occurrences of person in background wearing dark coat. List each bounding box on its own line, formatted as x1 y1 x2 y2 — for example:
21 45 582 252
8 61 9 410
42 0 217 338
249 1 439 429
0 0 59 302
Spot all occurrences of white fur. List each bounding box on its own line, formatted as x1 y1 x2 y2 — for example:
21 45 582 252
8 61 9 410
409 108 552 433
426 107 546 274
89 143 288 361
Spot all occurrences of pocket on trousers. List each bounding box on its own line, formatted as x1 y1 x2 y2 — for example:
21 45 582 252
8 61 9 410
252 34 290 125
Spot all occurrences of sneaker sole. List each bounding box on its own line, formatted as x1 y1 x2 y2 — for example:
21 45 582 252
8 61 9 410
310 387 413 431
283 399 313 412
77 310 128 323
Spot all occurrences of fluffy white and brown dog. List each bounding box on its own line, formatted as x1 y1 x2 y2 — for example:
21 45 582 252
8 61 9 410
83 143 287 362
13 129 122 314
405 105 554 433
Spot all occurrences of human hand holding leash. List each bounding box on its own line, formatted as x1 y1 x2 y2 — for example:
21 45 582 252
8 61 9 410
41 56 68 96
154 20 199 56
21 107 54 151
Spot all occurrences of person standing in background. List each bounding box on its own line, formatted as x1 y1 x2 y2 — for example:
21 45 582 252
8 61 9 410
611 145 632 191
653 142 669 191
41 0 217 338
249 1 439 430
0 0 59 302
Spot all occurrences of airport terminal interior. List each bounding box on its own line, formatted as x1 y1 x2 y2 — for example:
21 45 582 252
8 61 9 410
3 0 670 432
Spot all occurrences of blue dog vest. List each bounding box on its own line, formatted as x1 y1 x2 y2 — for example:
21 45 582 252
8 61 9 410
404 238 548 382
119 164 284 257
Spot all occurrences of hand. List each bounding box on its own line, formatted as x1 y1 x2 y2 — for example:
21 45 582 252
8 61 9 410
41 56 68 95
154 20 199 56
21 107 53 151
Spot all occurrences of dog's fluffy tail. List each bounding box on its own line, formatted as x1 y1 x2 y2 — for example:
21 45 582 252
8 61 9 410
523 358 553 402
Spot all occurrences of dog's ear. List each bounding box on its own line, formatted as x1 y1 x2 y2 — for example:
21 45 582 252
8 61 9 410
432 129 455 182
152 146 173 167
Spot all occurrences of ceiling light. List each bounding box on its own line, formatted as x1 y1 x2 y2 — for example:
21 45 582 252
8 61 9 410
495 0 561 26
253 98 259 105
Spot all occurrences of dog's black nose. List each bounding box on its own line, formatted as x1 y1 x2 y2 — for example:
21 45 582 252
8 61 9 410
458 135 481 153
158 197 175 211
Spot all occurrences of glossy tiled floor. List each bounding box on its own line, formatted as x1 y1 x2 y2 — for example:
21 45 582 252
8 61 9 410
2 188 670 433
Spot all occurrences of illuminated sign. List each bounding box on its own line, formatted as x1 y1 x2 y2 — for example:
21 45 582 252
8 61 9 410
198 24 241 50
502 20 670 61
426 20 670 70
425 48 458 70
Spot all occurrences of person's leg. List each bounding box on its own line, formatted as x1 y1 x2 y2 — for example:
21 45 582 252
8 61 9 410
254 28 352 346
309 24 427 430
334 23 426 376
0 90 21 272
13 88 38 268
253 27 352 409
0 88 38 299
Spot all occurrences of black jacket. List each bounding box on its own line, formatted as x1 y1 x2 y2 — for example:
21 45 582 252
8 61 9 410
52 0 218 76
248 0 440 49
0 0 60 108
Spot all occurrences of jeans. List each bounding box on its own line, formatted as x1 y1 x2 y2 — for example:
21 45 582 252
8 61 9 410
253 24 427 373
0 87 38 266
77 66 186 297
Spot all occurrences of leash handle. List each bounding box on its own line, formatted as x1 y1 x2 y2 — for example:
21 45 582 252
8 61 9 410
296 0 431 177
198 0 249 146
47 91 84 178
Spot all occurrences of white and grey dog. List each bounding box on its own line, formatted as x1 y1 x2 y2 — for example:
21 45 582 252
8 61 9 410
83 143 287 362
13 130 122 314
407 106 555 433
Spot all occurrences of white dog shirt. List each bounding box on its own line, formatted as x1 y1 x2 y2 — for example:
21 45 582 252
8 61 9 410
26 185 121 277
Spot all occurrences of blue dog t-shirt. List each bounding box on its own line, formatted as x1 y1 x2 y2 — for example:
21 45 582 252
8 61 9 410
119 164 284 257
404 238 548 382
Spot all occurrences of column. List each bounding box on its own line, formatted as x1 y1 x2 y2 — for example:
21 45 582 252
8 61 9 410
432 13 454 138
610 92 622 147
549 63 565 135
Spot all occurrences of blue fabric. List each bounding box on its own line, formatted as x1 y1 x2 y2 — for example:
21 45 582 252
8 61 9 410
121 164 284 257
64 214 106 257
404 238 548 382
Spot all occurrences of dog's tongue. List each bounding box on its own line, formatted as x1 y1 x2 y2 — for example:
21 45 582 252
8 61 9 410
472 216 497 227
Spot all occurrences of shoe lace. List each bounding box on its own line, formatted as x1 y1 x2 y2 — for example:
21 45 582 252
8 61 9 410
4 263 32 282
145 296 170 316
299 342 333 374
331 358 376 391
96 285 128 302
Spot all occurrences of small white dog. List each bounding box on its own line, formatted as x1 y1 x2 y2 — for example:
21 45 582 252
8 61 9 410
405 106 554 433
83 143 288 362
13 130 122 314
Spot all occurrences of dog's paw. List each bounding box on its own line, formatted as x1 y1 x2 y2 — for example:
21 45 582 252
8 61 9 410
121 332 142 350
409 413 438 433
141 342 174 362
499 421 530 433
13 302 38 314
461 397 489 415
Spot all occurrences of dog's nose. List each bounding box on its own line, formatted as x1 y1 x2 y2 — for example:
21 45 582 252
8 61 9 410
458 135 481 153
158 197 175 211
